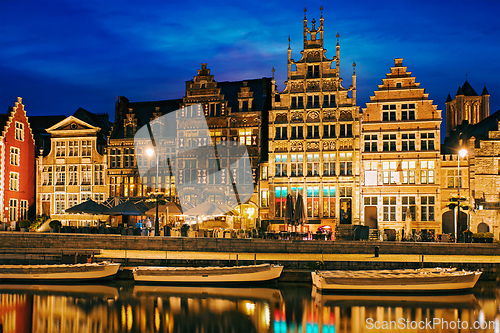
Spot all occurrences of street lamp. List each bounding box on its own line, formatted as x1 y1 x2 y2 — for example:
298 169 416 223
455 148 468 243
146 147 160 236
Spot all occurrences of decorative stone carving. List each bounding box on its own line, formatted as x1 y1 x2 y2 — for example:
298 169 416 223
307 142 320 151
322 80 335 91
307 80 320 92
322 140 336 151
339 109 352 120
291 141 304 152
306 111 319 122
323 110 336 120
275 113 288 123
291 112 303 122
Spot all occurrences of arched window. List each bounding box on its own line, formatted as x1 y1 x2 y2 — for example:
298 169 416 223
477 222 489 233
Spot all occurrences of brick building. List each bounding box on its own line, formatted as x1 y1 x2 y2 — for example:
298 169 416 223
442 109 500 240
266 7 360 231
361 59 442 238
111 65 271 229
0 97 36 225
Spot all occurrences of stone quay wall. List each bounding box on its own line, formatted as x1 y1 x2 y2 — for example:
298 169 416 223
1 232 499 255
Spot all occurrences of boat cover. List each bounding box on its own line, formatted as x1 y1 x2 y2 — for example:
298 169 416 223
135 264 273 276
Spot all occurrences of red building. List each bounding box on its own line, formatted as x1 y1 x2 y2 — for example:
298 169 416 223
0 97 35 226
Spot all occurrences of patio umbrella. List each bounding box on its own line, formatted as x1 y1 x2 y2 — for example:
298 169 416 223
284 193 294 225
183 201 235 217
405 207 412 238
146 201 183 216
65 199 107 214
104 200 148 216
293 193 307 227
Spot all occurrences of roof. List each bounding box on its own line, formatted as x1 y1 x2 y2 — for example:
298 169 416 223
481 85 489 96
73 107 111 134
29 115 67 136
110 98 183 140
460 80 478 96
218 77 271 113
442 108 500 153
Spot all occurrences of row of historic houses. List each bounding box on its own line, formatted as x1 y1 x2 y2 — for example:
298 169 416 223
2 8 498 238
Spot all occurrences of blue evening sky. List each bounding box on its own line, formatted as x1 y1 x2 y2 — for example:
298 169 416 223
1 0 498 140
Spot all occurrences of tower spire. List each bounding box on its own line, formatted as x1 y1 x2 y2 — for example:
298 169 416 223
303 7 308 44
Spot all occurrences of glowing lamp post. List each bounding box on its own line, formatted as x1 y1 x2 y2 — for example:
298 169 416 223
146 147 160 236
455 148 468 243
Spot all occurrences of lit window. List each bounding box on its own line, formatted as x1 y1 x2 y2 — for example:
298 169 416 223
402 196 416 221
261 190 269 208
339 153 352 176
239 129 252 145
9 199 17 221
383 196 397 221
20 200 28 220
382 161 397 184
421 196 435 221
420 161 435 184
10 147 20 166
401 161 416 184
55 194 65 214
274 186 287 217
275 154 287 177
322 153 335 176
15 122 23 141
291 154 304 177
322 185 336 217
306 186 320 217
9 172 19 191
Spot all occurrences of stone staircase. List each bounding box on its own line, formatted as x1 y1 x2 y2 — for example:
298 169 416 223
369 229 379 241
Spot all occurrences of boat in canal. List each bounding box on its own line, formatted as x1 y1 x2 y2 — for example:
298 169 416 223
133 263 283 284
0 261 120 282
311 267 482 292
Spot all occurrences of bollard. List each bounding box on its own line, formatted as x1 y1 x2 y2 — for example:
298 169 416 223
236 254 239 267
421 254 424 268
254 253 257 265
374 246 380 258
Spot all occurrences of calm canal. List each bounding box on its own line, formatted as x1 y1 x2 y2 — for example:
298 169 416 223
0 282 498 333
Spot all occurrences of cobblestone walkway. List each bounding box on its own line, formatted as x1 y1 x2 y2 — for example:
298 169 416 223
97 250 500 263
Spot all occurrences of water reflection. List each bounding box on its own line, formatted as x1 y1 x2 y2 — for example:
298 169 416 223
0 282 498 333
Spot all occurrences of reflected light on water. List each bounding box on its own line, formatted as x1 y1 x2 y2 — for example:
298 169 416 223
0 282 498 333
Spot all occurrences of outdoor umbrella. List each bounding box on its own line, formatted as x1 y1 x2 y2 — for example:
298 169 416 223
405 206 412 237
284 193 294 226
104 200 148 216
293 193 307 228
146 201 183 216
183 201 235 217
65 199 107 214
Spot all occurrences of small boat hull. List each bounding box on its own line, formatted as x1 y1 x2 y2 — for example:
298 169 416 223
312 268 482 293
0 262 120 282
133 264 283 284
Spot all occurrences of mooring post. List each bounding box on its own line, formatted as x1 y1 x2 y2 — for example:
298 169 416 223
421 254 424 268
236 254 239 266
254 253 257 265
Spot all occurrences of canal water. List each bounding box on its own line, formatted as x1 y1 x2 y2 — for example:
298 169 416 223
0 282 498 333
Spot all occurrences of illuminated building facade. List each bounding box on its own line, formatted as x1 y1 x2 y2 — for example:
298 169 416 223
267 7 360 231
361 58 442 237
445 80 489 137
0 97 36 224
111 66 271 229
442 109 500 240
36 108 110 226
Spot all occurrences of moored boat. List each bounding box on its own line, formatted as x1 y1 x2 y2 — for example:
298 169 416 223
312 267 481 292
133 264 283 284
0 262 120 282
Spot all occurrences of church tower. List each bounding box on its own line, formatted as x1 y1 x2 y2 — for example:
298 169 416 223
268 7 360 230
445 79 490 137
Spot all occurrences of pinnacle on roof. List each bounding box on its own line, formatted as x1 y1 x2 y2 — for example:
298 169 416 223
461 80 478 96
456 85 464 96
481 85 489 96
446 93 452 103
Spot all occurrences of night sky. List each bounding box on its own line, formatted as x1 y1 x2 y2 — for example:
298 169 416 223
1 0 499 140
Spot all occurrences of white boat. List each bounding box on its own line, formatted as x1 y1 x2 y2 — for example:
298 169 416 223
0 262 120 282
312 267 482 292
133 264 283 284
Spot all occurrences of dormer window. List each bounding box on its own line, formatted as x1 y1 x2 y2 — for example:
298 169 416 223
396 82 402 88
